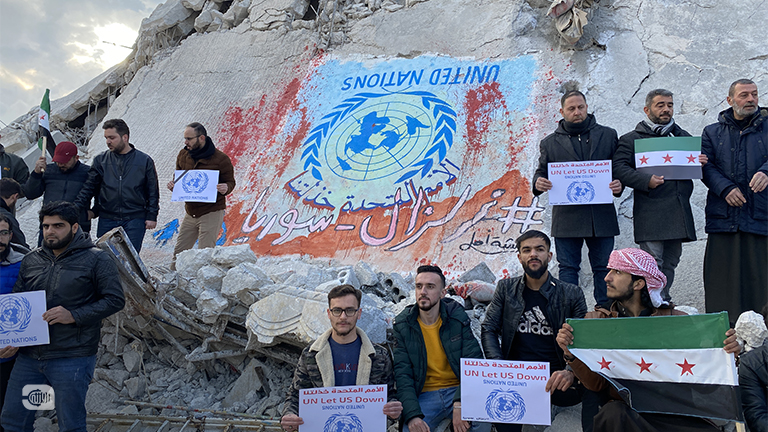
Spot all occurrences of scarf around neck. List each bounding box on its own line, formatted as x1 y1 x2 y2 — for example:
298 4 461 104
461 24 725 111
643 116 676 136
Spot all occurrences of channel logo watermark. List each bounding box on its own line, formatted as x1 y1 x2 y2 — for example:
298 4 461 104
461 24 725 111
22 385 55 410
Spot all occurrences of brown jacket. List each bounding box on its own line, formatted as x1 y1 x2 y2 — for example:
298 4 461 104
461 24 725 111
567 303 686 399
176 145 235 217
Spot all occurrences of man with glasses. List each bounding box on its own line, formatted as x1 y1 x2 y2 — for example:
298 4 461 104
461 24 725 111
166 122 235 270
281 285 402 431
393 265 490 432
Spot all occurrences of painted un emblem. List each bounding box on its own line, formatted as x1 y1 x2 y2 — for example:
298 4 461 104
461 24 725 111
485 388 526 422
566 181 595 204
181 171 209 194
301 90 457 184
323 413 363 432
0 296 32 334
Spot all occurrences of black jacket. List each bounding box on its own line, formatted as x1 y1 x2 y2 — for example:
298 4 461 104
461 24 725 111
533 114 620 237
23 161 92 231
75 145 159 221
739 344 768 432
0 145 30 188
0 199 28 248
481 273 587 369
614 121 697 243
13 229 125 360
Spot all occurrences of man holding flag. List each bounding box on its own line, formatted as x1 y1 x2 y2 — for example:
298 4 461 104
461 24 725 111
556 248 741 431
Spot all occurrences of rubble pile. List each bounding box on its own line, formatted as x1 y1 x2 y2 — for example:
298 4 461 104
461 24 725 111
88 232 498 417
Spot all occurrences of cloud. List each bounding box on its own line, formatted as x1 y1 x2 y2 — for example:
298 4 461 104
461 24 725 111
0 0 164 126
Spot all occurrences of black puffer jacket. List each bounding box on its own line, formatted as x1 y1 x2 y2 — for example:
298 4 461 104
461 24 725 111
23 160 92 231
481 273 587 370
74 145 159 221
739 344 768 432
14 230 125 360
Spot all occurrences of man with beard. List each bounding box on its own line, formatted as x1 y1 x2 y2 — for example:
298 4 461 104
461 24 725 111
0 179 28 249
0 201 124 431
393 265 490 432
167 122 235 270
74 118 159 253
0 214 29 421
533 90 623 305
556 248 740 431
23 141 92 243
613 89 706 304
481 230 592 431
281 285 402 432
701 79 768 320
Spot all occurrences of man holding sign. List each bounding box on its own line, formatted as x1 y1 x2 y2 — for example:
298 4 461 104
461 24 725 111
281 285 401 431
533 90 622 305
613 89 705 304
167 122 235 270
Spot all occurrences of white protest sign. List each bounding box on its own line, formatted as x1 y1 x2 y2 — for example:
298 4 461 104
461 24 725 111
299 384 387 432
0 291 49 348
547 160 613 205
171 170 219 203
460 358 551 426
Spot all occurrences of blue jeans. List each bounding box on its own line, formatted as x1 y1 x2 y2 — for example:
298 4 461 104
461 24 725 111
555 236 614 305
1 354 96 432
403 387 491 432
97 218 147 253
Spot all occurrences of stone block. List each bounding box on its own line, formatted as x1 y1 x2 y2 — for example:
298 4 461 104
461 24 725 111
222 359 268 407
141 0 195 33
182 0 209 11
458 262 496 284
84 382 119 416
211 245 258 268
197 265 226 291
381 272 412 302
94 368 130 389
315 267 361 293
122 349 142 374
223 0 251 28
197 289 229 323
221 262 271 301
354 262 378 286
357 295 388 343
124 376 147 399
176 248 215 278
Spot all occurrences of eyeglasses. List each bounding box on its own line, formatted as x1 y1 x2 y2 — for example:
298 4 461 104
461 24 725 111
329 308 359 317
0 230 10 237
184 135 201 141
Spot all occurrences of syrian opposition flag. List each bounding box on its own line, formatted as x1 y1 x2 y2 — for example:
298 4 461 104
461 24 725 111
37 89 57 157
567 312 742 422
634 136 702 180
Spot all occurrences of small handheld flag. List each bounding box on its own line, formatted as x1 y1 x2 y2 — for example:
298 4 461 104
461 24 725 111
38 89 57 158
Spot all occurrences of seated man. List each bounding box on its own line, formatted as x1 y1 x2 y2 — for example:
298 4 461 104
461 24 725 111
738 306 768 432
281 285 402 431
556 248 741 432
481 230 599 431
393 265 490 432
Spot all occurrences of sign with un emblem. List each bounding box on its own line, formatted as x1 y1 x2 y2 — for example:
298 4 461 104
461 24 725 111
299 384 387 432
547 160 613 206
460 358 551 426
0 291 49 348
171 170 220 203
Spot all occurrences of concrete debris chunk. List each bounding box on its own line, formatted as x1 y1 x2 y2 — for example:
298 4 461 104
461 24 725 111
211 244 258 268
122 348 143 374
94 368 130 389
221 262 272 301
355 261 378 286
458 262 497 284
140 0 195 33
735 311 768 352
176 248 215 278
124 376 147 399
222 359 268 407
314 267 361 292
197 265 227 291
196 289 230 323
182 0 208 11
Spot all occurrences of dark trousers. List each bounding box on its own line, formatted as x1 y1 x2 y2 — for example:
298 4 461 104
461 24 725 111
0 358 15 432
493 384 606 432
555 236 614 305
97 218 147 253
593 401 721 432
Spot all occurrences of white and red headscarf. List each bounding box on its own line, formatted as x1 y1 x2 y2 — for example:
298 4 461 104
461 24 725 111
608 248 667 308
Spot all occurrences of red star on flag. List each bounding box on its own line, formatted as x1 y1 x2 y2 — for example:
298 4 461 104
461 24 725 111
636 357 653 373
662 154 673 163
687 154 696 163
597 357 612 370
639 156 649 165
40 114 46 120
677 358 695 376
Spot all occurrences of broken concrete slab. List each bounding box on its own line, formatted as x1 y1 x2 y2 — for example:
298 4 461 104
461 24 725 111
197 265 227 291
197 289 230 323
458 262 497 284
211 244 258 268
122 349 143 374
221 261 272 302
354 261 378 286
176 248 215 278
222 358 268 407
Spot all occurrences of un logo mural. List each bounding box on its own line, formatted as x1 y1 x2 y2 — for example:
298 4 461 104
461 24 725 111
566 181 595 204
181 171 210 194
323 413 364 432
485 389 526 422
299 90 456 209
0 296 32 334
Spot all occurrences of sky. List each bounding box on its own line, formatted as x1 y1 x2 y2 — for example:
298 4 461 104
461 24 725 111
0 0 166 126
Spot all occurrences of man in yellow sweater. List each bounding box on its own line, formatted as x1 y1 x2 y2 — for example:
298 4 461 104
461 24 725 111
393 265 491 432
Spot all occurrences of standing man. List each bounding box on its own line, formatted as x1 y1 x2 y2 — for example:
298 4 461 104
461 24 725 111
75 119 159 253
0 201 125 431
281 285 402 431
613 89 700 304
0 138 29 188
23 141 92 243
533 90 623 305
393 265 490 432
481 230 593 431
701 79 768 319
0 179 28 249
167 123 235 270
